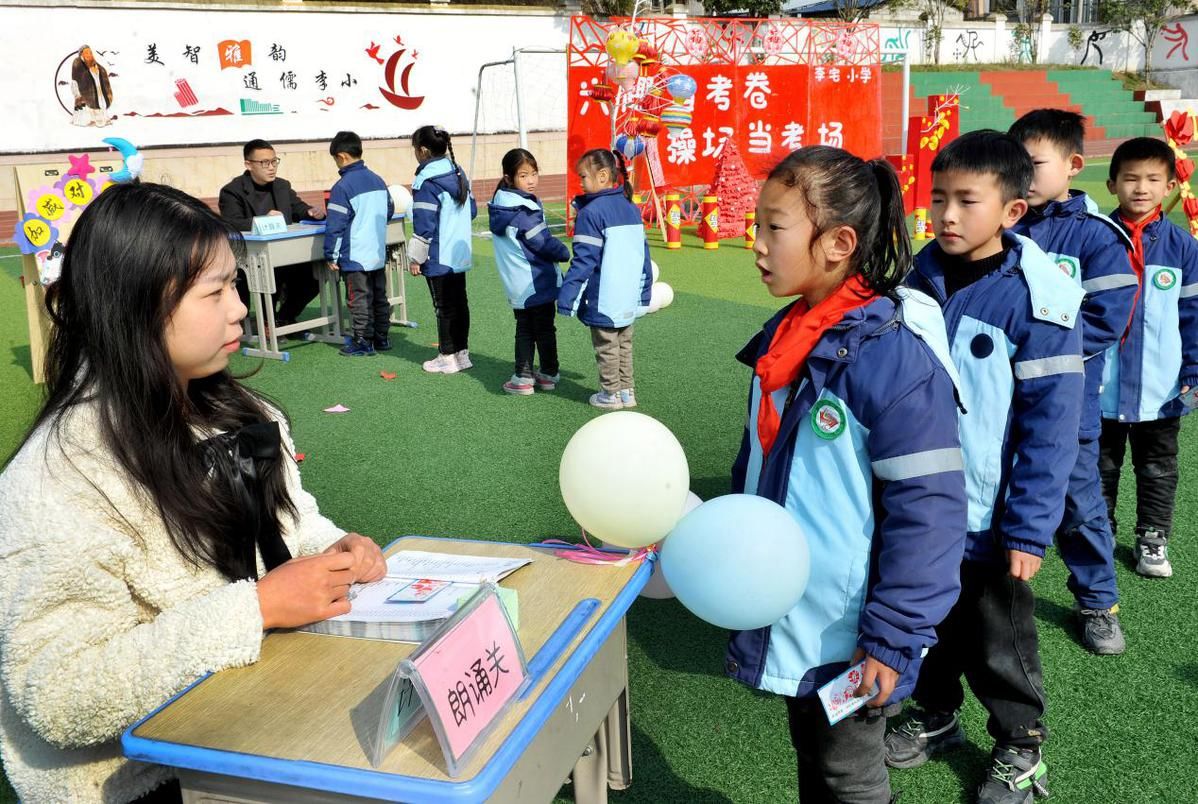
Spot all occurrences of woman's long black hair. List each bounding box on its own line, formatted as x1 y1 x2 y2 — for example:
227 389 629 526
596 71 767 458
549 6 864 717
19 182 297 581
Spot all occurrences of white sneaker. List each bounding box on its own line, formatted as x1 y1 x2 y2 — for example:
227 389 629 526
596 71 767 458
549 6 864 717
454 350 473 370
619 389 637 408
422 353 460 374
589 391 624 409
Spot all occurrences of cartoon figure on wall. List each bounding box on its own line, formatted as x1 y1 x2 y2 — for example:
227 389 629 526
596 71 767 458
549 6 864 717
63 45 116 127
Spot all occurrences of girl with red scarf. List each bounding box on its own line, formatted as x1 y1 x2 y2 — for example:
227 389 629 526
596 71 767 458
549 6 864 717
726 147 968 803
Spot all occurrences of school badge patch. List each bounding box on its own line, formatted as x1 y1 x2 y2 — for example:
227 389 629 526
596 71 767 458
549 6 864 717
811 399 846 440
1053 255 1080 280
1153 268 1178 291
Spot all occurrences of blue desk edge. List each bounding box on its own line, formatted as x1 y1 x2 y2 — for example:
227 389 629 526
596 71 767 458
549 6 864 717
122 534 651 803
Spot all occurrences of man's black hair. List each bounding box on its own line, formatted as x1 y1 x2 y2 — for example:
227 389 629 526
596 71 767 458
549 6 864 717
931 129 1034 203
1109 137 1176 182
329 131 363 159
1009 109 1086 156
242 139 273 160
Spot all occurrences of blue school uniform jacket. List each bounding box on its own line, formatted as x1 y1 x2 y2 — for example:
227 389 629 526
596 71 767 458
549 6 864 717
1011 190 1136 437
488 187 570 309
725 291 968 702
558 188 652 328
410 157 477 278
323 161 392 273
1102 211 1198 422
906 234 1085 564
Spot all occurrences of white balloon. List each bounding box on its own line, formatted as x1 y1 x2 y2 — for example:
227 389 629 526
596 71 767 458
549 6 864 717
649 281 674 313
651 259 661 283
388 184 413 216
639 491 702 599
560 412 690 549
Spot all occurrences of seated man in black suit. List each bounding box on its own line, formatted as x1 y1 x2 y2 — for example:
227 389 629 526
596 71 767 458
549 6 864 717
219 139 325 326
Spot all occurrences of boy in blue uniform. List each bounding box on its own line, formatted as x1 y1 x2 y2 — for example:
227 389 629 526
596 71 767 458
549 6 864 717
1008 110 1137 654
886 131 1085 804
323 130 393 357
1101 137 1198 578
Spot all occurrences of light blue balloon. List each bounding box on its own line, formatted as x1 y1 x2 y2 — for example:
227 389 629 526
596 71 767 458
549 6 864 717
659 494 809 630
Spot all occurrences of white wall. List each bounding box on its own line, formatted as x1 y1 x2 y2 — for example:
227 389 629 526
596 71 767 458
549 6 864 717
0 3 570 154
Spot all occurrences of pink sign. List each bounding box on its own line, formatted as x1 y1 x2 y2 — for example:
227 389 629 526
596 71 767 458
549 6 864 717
411 593 526 759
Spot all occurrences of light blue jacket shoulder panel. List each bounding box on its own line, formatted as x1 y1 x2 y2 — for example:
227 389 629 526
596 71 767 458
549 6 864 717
1012 234 1084 329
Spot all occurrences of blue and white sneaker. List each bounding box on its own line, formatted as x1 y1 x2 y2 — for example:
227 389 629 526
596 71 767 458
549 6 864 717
589 391 623 410
619 389 637 408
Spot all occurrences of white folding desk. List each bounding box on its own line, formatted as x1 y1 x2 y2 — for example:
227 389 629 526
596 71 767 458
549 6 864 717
239 217 414 362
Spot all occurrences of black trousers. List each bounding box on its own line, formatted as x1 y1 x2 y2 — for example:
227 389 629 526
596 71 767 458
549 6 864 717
343 269 390 342
513 302 559 377
236 263 321 324
426 272 470 355
1099 416 1182 536
912 560 1047 749
785 696 895 803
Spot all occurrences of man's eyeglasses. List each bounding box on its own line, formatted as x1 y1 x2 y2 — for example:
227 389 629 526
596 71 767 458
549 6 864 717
247 158 281 168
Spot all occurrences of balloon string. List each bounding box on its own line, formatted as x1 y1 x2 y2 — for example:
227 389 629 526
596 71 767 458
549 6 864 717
539 528 655 566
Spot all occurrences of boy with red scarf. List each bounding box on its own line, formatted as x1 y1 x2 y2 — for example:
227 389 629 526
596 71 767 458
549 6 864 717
726 146 968 803
1100 137 1198 580
887 131 1084 804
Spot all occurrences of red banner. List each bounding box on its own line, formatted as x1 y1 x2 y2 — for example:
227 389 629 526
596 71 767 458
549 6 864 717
566 17 882 205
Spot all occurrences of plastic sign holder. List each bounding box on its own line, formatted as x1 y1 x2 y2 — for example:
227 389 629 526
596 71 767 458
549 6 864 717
250 214 288 236
371 584 530 775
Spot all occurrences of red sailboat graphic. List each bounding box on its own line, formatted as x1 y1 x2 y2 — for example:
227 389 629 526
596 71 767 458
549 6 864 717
379 47 425 110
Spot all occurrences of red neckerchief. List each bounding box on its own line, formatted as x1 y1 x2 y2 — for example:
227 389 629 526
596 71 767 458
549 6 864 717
1118 207 1158 342
755 275 876 458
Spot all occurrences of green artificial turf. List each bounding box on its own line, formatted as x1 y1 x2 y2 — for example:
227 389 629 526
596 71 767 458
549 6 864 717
2 162 1196 803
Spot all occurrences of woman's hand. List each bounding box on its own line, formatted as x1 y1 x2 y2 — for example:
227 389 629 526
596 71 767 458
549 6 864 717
257 552 355 629
323 532 387 583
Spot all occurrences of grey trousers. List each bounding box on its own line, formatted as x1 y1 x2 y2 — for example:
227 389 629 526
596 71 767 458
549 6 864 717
590 324 634 393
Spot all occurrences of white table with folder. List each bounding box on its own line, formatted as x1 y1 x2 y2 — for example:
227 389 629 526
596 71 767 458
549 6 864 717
239 216 414 362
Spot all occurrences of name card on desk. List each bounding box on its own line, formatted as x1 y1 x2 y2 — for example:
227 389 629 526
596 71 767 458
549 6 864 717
250 214 288 235
374 584 529 776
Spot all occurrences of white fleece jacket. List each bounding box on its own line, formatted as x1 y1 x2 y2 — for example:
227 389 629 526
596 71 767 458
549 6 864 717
0 402 344 803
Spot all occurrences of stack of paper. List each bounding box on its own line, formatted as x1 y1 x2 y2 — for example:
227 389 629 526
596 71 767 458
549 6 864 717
299 551 532 642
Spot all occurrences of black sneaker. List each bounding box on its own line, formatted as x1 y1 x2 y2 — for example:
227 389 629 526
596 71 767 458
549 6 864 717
339 338 375 357
977 744 1048 803
373 336 392 352
884 709 964 768
1077 605 1126 655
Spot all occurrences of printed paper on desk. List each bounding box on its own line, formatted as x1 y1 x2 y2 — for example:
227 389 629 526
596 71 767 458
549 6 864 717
386 551 532 584
817 661 879 725
387 578 451 603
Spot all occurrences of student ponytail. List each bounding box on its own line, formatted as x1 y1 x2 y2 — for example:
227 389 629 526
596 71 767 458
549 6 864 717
766 146 909 296
864 158 911 293
412 124 469 206
612 150 632 201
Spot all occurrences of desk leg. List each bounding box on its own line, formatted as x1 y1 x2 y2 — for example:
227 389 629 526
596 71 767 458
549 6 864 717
240 254 289 362
571 689 632 804
385 242 416 328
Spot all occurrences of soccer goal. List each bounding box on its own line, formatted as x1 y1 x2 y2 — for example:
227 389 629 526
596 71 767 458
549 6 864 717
469 48 568 234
